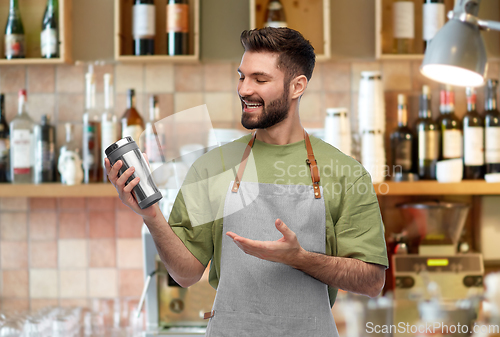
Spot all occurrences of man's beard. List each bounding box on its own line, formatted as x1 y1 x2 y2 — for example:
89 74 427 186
240 85 290 130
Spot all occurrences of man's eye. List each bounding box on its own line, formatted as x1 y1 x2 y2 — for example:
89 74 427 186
256 79 267 83
239 77 244 81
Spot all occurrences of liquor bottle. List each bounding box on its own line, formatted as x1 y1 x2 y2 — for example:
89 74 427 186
440 86 463 160
101 73 118 182
9 90 34 183
59 123 81 184
133 0 155 55
463 88 485 179
4 0 25 59
422 0 445 51
166 0 189 55
41 0 59 58
82 70 102 183
484 79 500 174
121 89 145 144
393 0 414 54
390 94 414 177
264 0 287 28
415 85 439 179
0 94 10 182
33 115 56 183
436 87 447 126
145 95 165 167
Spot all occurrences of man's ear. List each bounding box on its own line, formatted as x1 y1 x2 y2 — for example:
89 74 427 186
290 75 308 99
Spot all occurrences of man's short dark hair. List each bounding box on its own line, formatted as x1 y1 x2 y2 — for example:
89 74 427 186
240 27 315 82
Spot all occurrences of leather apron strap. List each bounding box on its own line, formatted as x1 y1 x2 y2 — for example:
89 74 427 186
231 130 322 199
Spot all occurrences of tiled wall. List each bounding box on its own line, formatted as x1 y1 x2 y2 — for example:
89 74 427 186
0 196 143 312
1 59 499 311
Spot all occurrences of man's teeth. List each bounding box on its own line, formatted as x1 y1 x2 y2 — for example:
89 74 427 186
244 101 262 108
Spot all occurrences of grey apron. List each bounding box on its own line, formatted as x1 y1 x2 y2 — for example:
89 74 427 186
205 131 338 337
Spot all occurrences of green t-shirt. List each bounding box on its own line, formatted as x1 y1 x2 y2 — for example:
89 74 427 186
168 134 388 306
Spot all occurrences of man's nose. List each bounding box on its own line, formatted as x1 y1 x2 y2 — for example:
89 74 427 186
238 79 254 97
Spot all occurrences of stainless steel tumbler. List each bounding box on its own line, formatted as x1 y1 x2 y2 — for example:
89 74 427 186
105 137 162 209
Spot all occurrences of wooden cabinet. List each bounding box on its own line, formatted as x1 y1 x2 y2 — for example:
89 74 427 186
249 0 331 61
114 0 200 63
375 0 454 60
375 0 500 60
0 0 71 64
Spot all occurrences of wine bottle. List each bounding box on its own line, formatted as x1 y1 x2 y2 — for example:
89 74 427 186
166 0 189 55
145 95 165 166
82 70 102 183
34 115 56 183
133 0 155 56
264 0 287 28
393 0 414 54
440 86 463 160
415 85 439 179
9 90 34 183
391 94 414 177
41 0 59 58
4 0 25 59
121 89 145 144
101 73 118 182
484 79 500 174
0 94 10 182
423 0 445 51
463 87 484 179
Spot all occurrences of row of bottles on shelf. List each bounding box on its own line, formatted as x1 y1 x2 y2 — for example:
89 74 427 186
132 0 189 56
390 81 500 181
393 0 445 54
4 0 59 59
0 72 164 185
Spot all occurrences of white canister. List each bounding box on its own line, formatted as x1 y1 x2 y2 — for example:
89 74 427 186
325 107 352 156
361 130 387 183
358 71 385 134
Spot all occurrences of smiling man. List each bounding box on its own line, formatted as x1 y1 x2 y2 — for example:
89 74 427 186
106 27 388 337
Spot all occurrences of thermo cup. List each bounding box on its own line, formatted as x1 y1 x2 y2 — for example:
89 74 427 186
106 137 162 209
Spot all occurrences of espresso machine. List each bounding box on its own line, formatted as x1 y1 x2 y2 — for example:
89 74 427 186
141 223 216 337
392 202 484 334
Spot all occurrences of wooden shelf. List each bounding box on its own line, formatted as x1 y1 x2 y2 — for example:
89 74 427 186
0 181 498 198
115 54 198 64
0 183 117 198
0 0 72 64
377 54 424 61
250 0 331 61
115 0 200 63
374 181 500 196
0 57 68 65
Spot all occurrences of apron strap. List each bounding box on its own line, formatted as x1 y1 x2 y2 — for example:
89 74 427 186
231 130 322 199
304 130 321 199
231 132 257 193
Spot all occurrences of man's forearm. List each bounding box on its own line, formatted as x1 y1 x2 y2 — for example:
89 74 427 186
143 205 205 288
290 249 385 298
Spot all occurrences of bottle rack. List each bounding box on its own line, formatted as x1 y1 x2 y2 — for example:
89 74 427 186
0 0 71 64
114 0 200 63
375 0 455 60
249 0 331 61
